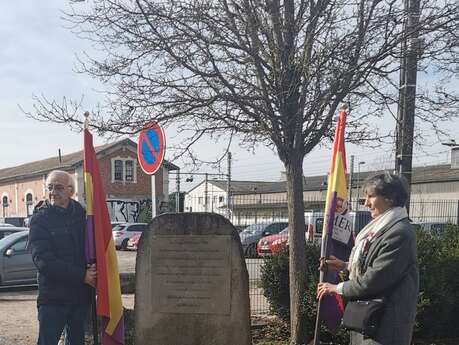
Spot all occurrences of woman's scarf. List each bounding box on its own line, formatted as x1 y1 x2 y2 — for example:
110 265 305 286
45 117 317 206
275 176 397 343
348 206 408 279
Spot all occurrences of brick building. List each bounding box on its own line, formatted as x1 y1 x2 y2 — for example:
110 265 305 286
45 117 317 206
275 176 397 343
0 138 178 222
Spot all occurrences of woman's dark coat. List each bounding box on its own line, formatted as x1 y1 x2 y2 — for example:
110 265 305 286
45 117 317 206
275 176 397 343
342 218 419 345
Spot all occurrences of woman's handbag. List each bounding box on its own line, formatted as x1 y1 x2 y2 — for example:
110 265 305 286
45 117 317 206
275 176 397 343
342 298 385 337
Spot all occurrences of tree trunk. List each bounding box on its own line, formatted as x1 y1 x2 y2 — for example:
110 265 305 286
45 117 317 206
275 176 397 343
285 156 307 344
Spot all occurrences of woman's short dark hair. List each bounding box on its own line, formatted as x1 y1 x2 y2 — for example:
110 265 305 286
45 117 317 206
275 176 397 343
363 172 409 207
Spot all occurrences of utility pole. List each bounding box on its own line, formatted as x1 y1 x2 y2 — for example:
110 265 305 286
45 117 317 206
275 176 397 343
227 152 232 220
176 169 180 212
357 161 366 210
395 0 421 214
204 173 209 212
348 155 354 210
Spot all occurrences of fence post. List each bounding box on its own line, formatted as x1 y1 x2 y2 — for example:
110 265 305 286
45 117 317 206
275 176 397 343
456 200 459 226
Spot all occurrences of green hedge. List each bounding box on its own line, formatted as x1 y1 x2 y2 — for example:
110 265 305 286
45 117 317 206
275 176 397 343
260 225 459 343
414 225 459 339
260 244 348 344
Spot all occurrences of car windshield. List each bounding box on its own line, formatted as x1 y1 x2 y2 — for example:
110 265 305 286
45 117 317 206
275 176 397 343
0 231 26 247
279 228 289 235
112 225 126 231
241 224 265 235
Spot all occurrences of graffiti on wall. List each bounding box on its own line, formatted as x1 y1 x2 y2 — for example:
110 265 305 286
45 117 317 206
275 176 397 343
107 199 152 223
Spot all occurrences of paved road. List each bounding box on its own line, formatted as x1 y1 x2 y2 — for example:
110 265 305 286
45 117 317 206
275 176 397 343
117 250 264 280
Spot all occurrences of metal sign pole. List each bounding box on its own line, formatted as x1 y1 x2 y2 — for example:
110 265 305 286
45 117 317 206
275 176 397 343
151 174 157 218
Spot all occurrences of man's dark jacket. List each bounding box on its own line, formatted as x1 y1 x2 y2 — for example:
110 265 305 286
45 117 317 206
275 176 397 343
29 199 91 305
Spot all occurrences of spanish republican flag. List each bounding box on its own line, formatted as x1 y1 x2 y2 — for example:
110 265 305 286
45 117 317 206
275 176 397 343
84 128 124 345
320 105 354 330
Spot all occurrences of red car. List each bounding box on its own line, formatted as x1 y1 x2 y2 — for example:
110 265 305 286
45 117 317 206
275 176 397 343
256 228 289 257
127 233 141 250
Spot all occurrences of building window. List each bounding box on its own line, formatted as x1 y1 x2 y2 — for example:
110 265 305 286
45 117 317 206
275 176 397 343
2 196 8 218
26 193 34 217
114 160 123 181
125 160 134 182
219 196 224 203
112 158 137 183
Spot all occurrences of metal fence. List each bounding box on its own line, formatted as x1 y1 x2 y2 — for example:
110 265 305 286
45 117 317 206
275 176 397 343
185 194 459 226
223 197 459 316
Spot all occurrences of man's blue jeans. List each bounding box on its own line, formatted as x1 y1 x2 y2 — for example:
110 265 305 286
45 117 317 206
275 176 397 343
37 304 89 345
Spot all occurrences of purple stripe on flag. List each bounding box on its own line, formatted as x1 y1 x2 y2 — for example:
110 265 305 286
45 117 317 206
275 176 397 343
321 294 342 330
321 191 354 330
85 216 96 264
321 191 337 258
102 317 124 345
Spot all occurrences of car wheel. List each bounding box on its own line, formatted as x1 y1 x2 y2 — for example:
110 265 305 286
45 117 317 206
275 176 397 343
121 239 129 251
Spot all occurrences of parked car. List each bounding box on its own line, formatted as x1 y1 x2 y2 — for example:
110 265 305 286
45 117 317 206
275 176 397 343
111 221 124 229
257 210 372 256
112 223 148 250
416 222 450 235
127 233 141 251
256 215 324 256
0 230 37 286
0 226 29 240
239 222 288 258
257 227 289 257
304 210 372 243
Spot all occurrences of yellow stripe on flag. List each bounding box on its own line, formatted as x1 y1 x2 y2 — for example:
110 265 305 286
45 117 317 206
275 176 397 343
84 172 94 216
105 236 124 334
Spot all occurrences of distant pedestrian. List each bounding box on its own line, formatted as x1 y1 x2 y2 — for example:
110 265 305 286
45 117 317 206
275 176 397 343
29 170 96 345
317 172 419 345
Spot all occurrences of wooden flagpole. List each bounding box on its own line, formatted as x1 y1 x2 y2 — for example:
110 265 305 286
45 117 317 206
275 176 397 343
84 111 99 345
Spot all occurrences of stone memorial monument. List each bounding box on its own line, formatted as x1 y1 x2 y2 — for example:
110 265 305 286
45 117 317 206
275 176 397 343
134 213 251 345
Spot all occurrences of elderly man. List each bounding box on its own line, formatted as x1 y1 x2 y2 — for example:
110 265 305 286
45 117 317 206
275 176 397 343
29 170 96 345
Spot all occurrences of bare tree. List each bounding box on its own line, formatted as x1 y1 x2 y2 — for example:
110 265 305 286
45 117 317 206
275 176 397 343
26 0 459 342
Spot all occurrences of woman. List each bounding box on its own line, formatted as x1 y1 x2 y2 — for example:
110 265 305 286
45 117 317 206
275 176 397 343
317 172 419 345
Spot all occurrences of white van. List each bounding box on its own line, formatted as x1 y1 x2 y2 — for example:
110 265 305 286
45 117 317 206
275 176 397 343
304 210 371 244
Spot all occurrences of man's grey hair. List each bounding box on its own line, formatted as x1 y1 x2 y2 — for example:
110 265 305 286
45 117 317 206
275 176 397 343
46 170 76 195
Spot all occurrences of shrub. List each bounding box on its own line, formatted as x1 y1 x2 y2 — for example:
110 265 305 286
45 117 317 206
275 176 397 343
260 225 459 343
414 225 459 339
260 244 348 344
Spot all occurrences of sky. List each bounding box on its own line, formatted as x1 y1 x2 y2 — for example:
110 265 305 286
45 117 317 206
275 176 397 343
0 1 457 192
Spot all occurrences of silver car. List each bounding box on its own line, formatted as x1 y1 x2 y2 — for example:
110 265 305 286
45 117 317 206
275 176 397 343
239 222 288 258
0 230 37 286
112 223 148 250
0 226 29 240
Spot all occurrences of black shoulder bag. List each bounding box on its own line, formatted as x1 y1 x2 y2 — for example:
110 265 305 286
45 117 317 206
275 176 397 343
342 298 385 337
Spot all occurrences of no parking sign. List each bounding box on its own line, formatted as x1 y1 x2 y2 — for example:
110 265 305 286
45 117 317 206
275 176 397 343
137 122 166 175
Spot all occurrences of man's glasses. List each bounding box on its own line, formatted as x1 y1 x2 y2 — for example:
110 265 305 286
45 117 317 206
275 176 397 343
46 184 69 193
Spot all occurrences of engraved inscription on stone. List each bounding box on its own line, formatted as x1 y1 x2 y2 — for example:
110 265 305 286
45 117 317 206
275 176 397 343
151 235 231 315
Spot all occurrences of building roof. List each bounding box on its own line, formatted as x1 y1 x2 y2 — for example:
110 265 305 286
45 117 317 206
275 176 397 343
0 138 179 183
187 177 327 195
352 164 459 185
186 163 459 195
209 180 287 194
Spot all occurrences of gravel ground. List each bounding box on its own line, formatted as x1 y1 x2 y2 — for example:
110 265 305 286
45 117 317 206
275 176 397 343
0 250 137 345
0 287 134 345
0 250 267 344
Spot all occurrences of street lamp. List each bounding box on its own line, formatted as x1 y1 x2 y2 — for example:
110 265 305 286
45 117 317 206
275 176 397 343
356 161 366 210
